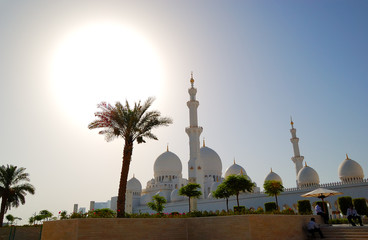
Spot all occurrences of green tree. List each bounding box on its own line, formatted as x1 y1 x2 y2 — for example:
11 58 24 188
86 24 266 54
59 210 68 220
147 194 167 214
88 98 172 217
28 216 35 225
223 175 254 207
39 210 53 221
5 214 14 225
212 183 233 212
263 180 284 209
0 165 35 227
179 183 202 212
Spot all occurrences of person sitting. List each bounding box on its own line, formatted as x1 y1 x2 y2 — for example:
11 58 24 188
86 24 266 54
347 205 363 226
307 217 325 238
315 203 328 224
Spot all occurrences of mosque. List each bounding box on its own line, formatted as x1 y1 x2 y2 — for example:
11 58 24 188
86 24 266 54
86 75 368 215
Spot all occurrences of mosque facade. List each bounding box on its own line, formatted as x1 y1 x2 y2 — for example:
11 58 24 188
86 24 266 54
88 76 368 215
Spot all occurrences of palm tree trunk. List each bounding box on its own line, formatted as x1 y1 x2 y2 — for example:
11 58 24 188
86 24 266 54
275 195 279 210
0 195 8 227
117 139 133 218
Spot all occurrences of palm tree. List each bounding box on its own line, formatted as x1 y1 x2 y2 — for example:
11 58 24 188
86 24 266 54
88 97 172 217
0 165 35 227
263 180 284 210
178 183 202 212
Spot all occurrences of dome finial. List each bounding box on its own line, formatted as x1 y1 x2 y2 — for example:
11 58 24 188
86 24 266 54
305 162 307 167
234 158 236 164
190 72 194 87
346 153 350 160
271 167 273 172
167 143 169 152
203 137 205 147
133 173 135 178
290 116 294 129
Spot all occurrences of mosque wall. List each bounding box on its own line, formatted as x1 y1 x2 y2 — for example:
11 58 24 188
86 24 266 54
133 181 368 214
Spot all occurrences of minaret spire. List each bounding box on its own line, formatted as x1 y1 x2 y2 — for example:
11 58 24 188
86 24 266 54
289 118 304 187
185 73 204 207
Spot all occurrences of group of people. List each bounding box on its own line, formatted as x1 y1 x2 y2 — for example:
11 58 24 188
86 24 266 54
307 204 364 238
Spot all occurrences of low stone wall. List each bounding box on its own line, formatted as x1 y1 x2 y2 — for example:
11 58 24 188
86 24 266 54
0 226 42 240
41 215 323 240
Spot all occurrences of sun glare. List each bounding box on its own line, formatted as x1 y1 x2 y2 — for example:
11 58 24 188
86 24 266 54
49 22 164 125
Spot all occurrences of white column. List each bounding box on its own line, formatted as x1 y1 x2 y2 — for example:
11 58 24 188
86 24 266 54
185 75 204 209
290 119 304 187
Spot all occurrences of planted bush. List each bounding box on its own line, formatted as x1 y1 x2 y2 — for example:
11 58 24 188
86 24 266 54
234 206 245 214
297 200 312 215
264 202 277 213
353 198 368 217
338 196 352 215
88 208 116 218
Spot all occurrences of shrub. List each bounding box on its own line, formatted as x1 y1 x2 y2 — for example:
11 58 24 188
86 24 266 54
264 202 277 213
234 206 245 214
353 198 368 217
255 207 264 214
88 208 116 218
281 208 295 215
338 196 352 215
298 200 312 215
188 211 203 217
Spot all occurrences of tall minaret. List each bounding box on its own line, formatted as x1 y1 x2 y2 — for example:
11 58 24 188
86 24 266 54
289 118 304 187
185 74 204 205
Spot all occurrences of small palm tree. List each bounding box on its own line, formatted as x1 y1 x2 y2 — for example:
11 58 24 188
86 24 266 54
0 165 35 227
212 183 233 212
263 180 284 210
178 183 202 212
89 98 172 217
223 175 254 207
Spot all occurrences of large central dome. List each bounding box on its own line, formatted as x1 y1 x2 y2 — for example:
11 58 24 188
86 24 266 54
153 150 182 177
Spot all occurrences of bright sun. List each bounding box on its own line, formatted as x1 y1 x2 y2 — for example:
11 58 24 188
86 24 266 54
50 22 164 125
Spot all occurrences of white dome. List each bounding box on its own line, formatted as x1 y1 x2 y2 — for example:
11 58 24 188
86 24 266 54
338 155 364 182
264 169 283 185
140 194 151 205
224 162 249 179
170 189 185 202
200 146 222 176
297 164 320 188
127 176 142 192
154 151 182 177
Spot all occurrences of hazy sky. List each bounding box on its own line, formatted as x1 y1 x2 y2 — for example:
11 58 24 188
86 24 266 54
1 1 367 223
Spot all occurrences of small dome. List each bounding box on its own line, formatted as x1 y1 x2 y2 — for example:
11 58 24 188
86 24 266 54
264 169 283 185
127 176 142 192
170 189 185 202
297 164 319 188
224 162 249 179
200 146 222 176
338 155 364 182
154 151 182 177
140 194 151 205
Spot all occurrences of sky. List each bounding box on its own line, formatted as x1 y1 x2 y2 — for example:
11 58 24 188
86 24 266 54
0 0 367 224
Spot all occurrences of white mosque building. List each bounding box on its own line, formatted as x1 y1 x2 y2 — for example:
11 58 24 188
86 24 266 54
86 75 368 215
